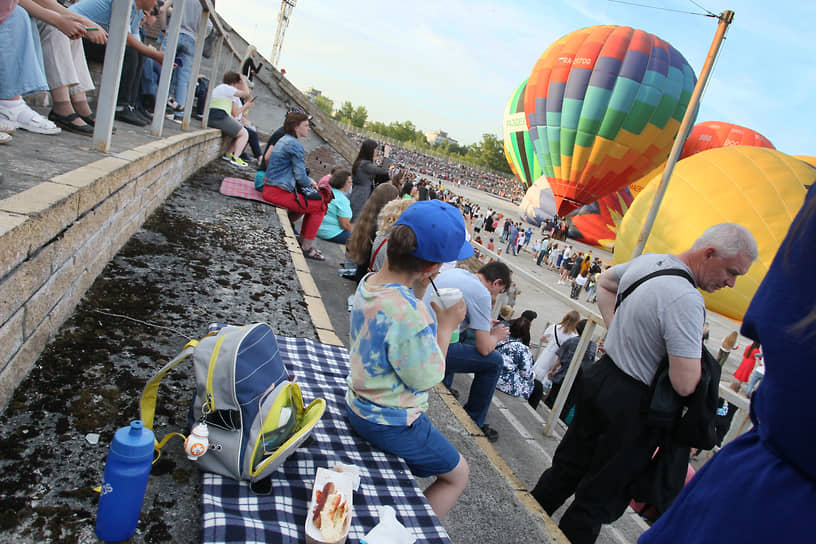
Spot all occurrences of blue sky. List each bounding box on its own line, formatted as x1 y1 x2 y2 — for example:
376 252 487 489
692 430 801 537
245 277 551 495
219 1 814 154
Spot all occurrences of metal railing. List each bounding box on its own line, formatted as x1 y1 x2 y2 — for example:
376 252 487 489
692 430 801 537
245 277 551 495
92 0 244 151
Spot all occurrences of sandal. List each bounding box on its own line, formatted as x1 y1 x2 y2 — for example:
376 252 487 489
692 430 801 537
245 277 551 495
48 110 94 136
0 101 60 135
303 247 325 261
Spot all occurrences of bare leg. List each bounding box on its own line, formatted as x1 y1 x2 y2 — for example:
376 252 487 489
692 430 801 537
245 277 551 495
229 127 249 156
423 454 469 518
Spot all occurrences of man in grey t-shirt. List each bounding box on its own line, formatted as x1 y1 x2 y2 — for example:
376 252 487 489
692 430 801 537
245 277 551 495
531 223 757 544
424 262 511 442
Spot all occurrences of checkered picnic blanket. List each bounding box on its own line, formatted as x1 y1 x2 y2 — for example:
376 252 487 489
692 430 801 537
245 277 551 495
218 176 267 204
202 336 452 544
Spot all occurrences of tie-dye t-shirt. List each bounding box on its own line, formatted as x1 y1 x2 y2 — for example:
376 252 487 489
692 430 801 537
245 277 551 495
346 274 445 426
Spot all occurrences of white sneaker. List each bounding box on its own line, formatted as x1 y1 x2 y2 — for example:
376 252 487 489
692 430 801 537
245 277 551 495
0 101 61 135
0 132 11 144
0 119 15 133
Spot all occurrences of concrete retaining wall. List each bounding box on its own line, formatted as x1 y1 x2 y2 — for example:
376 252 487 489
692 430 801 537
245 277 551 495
0 129 223 409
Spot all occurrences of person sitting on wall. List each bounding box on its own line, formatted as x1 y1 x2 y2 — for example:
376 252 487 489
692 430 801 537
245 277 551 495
260 111 328 261
207 71 251 167
0 0 63 135
25 0 107 135
69 0 165 126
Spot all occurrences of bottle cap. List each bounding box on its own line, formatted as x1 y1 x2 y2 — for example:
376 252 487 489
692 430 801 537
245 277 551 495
110 420 155 461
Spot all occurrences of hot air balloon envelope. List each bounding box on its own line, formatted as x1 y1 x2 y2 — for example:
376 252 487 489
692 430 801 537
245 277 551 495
681 121 775 159
520 177 557 226
567 187 633 249
503 79 543 189
614 146 813 320
525 25 697 216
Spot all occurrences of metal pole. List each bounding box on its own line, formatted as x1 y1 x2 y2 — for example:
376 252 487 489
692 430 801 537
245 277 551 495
92 0 130 152
151 0 185 137
631 10 735 259
202 35 223 129
181 7 210 130
543 320 598 436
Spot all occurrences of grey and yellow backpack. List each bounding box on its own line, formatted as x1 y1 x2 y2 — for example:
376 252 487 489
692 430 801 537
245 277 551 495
139 323 325 489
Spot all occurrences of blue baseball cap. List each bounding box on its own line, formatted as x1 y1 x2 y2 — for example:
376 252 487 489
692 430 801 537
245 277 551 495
394 201 474 263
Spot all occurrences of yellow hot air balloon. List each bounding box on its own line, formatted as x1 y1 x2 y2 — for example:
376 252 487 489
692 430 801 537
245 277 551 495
628 163 664 199
793 155 816 169
614 146 814 320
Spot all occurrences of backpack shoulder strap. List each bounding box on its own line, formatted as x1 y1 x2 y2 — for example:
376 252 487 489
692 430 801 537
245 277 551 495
614 268 695 311
140 339 199 458
368 237 388 272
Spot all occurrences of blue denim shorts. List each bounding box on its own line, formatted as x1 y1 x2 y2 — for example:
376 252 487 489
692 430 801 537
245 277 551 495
345 405 460 478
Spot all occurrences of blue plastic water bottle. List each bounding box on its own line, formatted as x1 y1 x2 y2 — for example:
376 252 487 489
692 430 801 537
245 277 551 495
95 420 155 542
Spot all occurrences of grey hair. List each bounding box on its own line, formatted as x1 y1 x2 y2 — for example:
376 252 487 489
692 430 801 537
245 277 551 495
692 223 758 260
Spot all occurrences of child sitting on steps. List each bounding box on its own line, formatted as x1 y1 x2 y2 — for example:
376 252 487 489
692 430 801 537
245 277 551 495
345 200 472 518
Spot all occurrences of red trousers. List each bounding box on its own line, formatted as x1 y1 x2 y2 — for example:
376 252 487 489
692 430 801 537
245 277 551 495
261 185 327 240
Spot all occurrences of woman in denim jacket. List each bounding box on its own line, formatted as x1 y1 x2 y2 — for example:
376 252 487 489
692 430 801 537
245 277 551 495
262 111 328 260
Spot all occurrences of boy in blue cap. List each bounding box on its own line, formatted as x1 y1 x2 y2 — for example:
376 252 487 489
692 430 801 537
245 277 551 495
345 200 472 518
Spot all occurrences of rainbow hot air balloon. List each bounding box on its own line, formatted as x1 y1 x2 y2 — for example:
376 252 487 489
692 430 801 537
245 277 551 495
566 187 634 249
525 26 697 216
503 79 543 189
681 121 775 159
614 146 814 320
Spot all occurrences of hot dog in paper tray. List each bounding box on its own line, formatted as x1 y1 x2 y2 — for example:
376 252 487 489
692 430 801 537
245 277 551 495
306 465 359 544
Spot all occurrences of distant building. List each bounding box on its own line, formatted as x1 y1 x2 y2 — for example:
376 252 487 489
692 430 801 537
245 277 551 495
305 87 322 99
425 129 458 146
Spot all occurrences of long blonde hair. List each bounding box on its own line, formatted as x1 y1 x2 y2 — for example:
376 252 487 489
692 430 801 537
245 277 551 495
721 331 738 351
240 45 257 67
376 197 415 236
558 310 580 334
346 184 399 265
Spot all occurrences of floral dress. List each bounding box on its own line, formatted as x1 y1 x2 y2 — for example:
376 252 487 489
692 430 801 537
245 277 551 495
495 336 535 398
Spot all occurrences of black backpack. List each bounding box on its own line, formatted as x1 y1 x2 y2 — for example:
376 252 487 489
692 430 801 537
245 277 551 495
615 269 721 450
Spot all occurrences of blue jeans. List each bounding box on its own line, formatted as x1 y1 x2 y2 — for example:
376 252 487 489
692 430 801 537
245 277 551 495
0 6 48 99
442 342 502 427
745 370 763 396
324 230 351 244
140 58 161 106
170 32 196 108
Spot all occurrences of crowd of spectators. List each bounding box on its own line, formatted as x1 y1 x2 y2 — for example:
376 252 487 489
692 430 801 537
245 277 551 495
345 131 525 202
0 0 217 143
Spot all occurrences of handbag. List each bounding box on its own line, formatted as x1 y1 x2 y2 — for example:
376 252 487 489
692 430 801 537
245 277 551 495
298 186 322 200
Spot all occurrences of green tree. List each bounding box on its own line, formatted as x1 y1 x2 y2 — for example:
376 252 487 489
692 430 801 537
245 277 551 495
464 133 512 174
334 101 368 128
311 95 333 116
390 121 419 142
350 105 368 128
366 120 389 135
333 101 355 125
